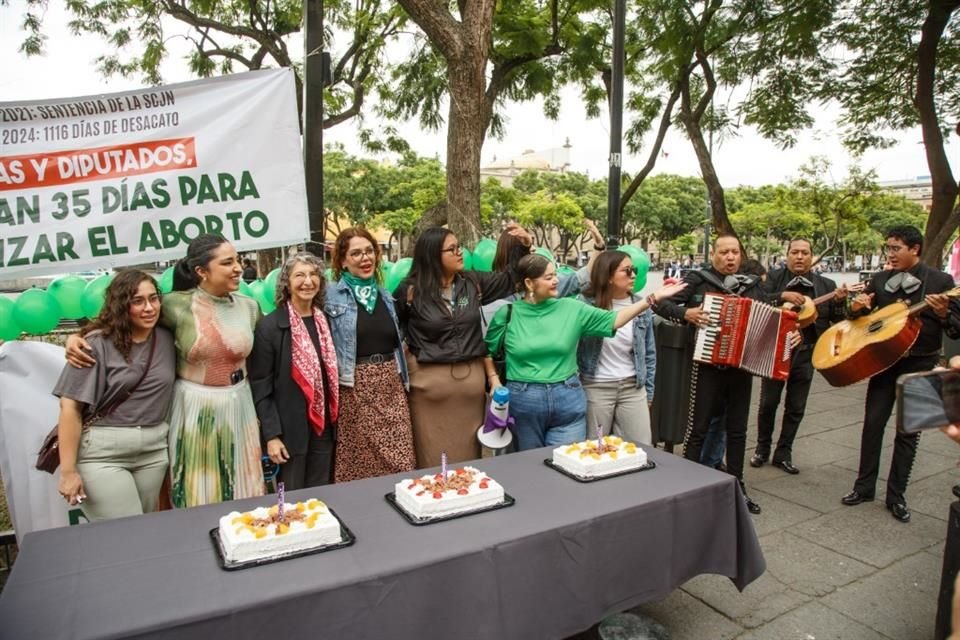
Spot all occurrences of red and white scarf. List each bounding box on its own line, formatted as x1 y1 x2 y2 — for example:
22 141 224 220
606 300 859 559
287 301 339 436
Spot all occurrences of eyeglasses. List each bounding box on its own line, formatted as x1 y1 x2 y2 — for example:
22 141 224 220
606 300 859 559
347 248 376 259
620 267 638 276
441 244 464 255
130 294 161 309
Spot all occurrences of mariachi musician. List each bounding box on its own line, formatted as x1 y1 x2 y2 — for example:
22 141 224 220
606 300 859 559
751 238 849 475
654 234 780 515
840 225 960 523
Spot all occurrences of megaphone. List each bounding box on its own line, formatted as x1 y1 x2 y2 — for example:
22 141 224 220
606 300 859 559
477 386 514 452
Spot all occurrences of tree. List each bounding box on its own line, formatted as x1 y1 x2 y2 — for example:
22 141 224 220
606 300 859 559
826 0 960 264
514 192 585 255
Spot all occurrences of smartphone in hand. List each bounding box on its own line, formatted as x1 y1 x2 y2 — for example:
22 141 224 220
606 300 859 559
896 369 960 434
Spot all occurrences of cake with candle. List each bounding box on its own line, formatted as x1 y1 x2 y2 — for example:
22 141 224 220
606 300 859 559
217 498 343 563
551 435 648 478
393 466 506 519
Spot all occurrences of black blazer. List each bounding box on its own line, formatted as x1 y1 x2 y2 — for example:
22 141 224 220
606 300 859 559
763 268 842 338
248 305 335 456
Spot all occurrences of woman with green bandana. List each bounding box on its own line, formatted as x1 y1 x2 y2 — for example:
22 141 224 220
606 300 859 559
324 227 416 482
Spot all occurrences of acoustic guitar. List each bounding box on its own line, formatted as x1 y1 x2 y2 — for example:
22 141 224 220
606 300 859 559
784 283 865 328
813 287 960 387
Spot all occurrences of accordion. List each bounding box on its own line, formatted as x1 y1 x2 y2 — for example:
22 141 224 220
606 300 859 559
693 293 798 381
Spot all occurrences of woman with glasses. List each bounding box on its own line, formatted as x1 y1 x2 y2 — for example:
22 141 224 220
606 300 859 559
577 251 657 445
395 226 532 468
248 253 339 490
485 254 686 451
325 227 416 482
67 235 265 508
54 270 176 520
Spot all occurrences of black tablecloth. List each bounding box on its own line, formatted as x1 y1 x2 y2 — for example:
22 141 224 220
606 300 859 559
0 446 764 639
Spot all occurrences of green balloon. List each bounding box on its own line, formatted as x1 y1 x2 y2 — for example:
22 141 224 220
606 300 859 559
0 297 21 341
461 247 474 271
618 245 650 292
81 273 114 319
387 257 412 293
237 279 254 298
265 268 281 295
47 275 86 319
13 288 61 335
534 246 556 264
472 238 496 272
257 279 278 314
324 268 334 282
158 266 175 294
379 260 393 284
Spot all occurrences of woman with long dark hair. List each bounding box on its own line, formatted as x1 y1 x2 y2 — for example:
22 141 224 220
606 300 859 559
325 227 416 482
577 250 657 445
54 269 176 520
485 254 685 450
66 234 263 507
396 226 530 467
248 253 339 490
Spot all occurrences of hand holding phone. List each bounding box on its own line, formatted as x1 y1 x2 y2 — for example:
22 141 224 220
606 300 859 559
896 369 960 434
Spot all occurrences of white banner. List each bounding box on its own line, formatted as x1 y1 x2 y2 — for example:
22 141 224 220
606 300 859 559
0 341 77 541
0 68 309 276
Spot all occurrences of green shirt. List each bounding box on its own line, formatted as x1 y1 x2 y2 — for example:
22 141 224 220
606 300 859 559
485 297 616 383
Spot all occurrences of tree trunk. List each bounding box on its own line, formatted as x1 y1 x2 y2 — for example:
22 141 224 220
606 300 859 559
444 57 487 247
916 0 960 265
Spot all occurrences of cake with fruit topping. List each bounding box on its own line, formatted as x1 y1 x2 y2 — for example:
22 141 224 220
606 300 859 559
217 498 342 563
551 435 648 478
393 466 505 519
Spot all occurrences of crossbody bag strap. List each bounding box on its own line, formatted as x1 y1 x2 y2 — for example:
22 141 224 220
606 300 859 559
85 330 158 425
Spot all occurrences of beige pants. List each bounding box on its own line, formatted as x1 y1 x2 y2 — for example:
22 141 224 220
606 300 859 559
76 423 169 521
583 378 652 445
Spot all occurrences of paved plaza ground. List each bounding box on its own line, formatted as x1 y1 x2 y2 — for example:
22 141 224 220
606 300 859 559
618 372 958 640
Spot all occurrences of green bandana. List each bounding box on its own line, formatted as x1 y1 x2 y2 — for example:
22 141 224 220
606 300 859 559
341 272 379 314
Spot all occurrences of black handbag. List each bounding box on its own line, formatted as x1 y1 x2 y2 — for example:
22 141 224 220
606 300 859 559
36 333 157 474
491 303 513 382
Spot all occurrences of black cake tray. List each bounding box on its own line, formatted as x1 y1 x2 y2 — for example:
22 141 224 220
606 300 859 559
384 492 516 526
543 458 657 483
210 507 356 570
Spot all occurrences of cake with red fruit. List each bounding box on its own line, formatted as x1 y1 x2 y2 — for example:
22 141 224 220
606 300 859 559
217 498 342 563
551 435 648 478
393 466 506 519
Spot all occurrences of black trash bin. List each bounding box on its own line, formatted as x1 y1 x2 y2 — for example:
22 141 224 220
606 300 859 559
651 317 695 449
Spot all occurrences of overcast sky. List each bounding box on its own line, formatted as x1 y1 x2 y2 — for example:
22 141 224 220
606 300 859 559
1 1 952 188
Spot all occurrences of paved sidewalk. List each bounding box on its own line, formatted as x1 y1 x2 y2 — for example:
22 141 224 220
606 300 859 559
629 374 958 640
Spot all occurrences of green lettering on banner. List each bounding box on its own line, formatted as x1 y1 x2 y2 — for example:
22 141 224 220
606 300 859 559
177 171 260 206
225 211 243 239
245 210 269 238
0 195 40 226
159 219 180 248
204 215 223 236
88 226 128 257
0 233 77 267
237 171 260 199
151 179 171 208
139 221 161 251
2 236 29 266
57 232 79 261
32 234 56 263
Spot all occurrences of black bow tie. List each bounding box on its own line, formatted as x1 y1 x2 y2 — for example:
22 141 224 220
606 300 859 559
885 271 922 294
786 275 814 289
722 274 754 293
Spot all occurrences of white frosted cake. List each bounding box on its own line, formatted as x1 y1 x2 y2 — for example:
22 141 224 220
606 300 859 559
217 498 342 563
551 436 648 478
394 466 505 519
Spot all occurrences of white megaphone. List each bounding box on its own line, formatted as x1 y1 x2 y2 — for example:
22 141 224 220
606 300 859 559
477 386 514 452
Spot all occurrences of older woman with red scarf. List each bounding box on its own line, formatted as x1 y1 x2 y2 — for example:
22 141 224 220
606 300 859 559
249 253 340 490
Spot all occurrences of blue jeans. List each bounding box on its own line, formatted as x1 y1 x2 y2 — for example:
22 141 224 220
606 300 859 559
701 415 727 468
507 375 588 451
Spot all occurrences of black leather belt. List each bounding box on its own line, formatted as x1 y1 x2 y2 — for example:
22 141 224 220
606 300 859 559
357 352 395 365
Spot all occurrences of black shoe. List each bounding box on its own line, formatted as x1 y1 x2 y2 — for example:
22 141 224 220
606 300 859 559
841 490 874 506
773 460 800 475
739 481 762 514
714 462 727 473
887 502 911 523
749 453 767 468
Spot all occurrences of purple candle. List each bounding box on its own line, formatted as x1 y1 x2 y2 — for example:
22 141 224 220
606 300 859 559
441 452 448 479
277 481 285 522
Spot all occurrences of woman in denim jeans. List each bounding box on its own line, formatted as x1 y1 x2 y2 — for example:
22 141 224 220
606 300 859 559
324 228 416 482
577 250 657 445
484 255 685 451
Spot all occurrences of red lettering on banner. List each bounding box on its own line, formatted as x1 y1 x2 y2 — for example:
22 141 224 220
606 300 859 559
0 138 197 192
